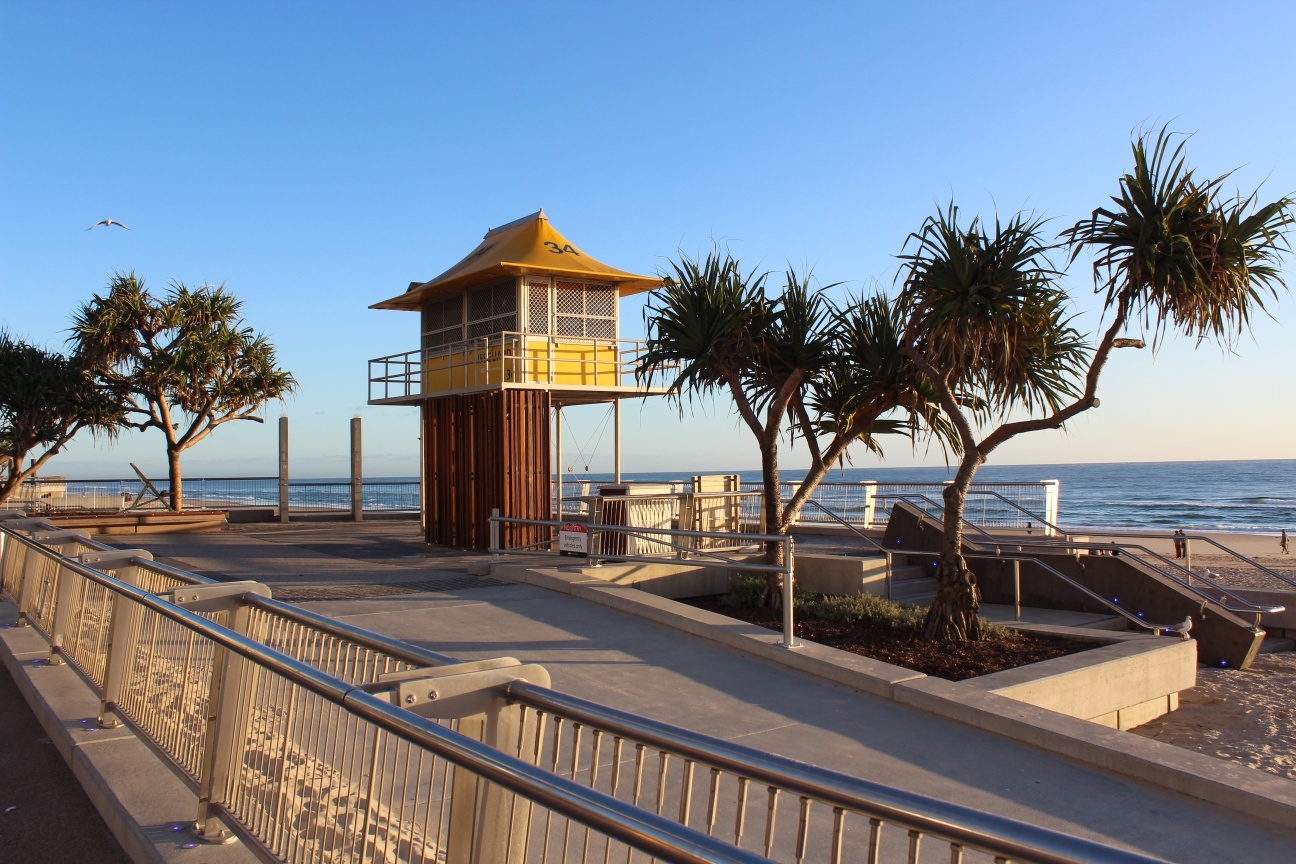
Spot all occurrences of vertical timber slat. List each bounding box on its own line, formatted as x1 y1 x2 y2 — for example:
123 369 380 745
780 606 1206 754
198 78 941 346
423 391 551 550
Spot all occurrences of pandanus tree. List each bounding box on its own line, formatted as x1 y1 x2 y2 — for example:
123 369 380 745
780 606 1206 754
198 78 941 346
903 128 1293 641
71 272 297 511
0 333 125 504
638 251 952 606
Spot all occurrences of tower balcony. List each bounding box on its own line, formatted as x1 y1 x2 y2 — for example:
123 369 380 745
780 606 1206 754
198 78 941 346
368 331 672 406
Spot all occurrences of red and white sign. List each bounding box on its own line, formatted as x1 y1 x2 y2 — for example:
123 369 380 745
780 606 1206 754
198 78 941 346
558 522 589 554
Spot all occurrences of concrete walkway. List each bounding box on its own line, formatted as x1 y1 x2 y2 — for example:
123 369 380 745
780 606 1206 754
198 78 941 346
97 522 1296 863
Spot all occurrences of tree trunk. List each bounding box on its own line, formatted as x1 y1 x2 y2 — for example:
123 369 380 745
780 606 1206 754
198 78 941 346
760 439 785 609
167 447 183 512
922 456 983 641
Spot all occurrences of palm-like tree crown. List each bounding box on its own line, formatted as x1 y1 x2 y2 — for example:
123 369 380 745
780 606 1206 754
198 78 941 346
1063 127 1293 346
899 205 1090 416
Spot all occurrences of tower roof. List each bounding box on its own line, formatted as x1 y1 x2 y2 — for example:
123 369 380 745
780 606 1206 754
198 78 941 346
371 210 660 310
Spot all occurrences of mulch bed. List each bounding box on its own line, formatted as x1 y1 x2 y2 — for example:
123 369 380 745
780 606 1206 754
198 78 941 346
685 598 1096 681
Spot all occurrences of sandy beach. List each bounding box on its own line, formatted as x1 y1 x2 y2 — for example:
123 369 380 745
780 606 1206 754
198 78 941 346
1111 530 1296 780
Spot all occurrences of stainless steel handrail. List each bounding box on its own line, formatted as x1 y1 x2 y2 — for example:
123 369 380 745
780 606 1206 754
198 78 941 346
786 498 889 555
507 684 1169 864
970 489 1065 535
973 533 1284 621
782 499 900 599
1074 529 1296 593
1 528 772 864
893 548 1174 633
875 493 1000 542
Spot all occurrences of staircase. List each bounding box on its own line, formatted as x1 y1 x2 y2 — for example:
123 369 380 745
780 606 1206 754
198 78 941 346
878 501 1270 669
889 559 937 606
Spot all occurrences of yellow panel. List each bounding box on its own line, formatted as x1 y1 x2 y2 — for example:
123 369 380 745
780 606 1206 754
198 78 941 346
524 338 619 387
419 337 621 394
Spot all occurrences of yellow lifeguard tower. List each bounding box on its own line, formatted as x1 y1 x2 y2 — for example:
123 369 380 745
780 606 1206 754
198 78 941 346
369 210 667 549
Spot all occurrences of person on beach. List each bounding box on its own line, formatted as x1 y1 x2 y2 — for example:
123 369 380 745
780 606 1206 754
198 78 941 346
1282 529 1290 555
1173 529 1184 559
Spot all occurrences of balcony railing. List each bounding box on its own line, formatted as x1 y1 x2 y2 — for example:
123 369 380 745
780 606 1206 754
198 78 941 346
369 332 664 402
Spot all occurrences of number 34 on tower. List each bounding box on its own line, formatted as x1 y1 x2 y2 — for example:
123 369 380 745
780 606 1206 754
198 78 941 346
544 241 580 256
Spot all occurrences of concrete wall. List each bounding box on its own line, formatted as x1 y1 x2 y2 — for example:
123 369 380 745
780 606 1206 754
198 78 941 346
969 637 1197 729
794 554 889 596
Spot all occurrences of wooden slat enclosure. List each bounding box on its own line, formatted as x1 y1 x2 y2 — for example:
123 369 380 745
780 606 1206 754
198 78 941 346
422 390 552 550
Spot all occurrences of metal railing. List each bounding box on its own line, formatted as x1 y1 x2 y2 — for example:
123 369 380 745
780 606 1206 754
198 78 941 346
1 515 1172 863
972 534 1285 626
368 332 661 402
743 480 1057 533
3 477 420 514
0 518 768 864
1059 529 1296 595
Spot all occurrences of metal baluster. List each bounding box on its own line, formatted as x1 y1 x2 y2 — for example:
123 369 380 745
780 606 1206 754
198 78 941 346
908 829 923 864
625 745 645 864
603 737 623 864
949 842 964 864
795 797 811 864
541 716 563 864
705 768 721 837
677 759 696 829
653 752 670 817
560 723 582 864
763 787 779 858
867 818 883 864
829 808 845 864
580 729 601 864
733 776 749 849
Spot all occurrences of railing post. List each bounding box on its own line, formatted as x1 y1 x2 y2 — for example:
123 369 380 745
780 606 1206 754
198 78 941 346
781 537 798 649
15 540 41 626
96 561 142 728
387 661 550 864
278 415 290 524
193 596 258 844
490 508 500 561
47 551 82 664
351 415 364 522
1012 559 1022 622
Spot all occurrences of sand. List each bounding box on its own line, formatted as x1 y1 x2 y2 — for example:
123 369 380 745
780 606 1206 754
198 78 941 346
1109 531 1296 780
1132 652 1296 781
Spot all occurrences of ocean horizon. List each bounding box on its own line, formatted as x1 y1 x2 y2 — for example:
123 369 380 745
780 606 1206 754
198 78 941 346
41 457 1295 534
553 458 1296 535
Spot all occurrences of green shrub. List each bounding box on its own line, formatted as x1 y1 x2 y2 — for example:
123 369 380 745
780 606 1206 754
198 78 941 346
723 578 1017 642
722 573 768 609
796 592 927 633
979 619 1020 641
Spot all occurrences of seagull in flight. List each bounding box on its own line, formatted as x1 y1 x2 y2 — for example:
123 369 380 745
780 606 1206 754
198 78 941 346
87 219 130 231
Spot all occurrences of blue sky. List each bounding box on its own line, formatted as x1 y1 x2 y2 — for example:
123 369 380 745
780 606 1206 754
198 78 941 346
3 1 1294 480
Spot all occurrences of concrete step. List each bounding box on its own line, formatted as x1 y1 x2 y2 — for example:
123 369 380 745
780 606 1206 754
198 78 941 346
1258 636 1295 653
890 564 932 583
890 577 937 605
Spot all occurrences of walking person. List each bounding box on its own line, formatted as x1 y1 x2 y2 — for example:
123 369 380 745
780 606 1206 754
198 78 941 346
1172 529 1184 559
1282 529 1290 555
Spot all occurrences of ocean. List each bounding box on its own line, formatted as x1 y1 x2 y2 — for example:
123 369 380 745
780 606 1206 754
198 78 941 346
44 458 1294 534
562 459 1296 535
